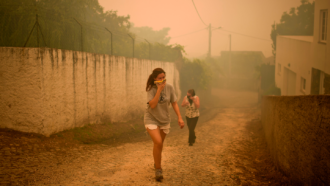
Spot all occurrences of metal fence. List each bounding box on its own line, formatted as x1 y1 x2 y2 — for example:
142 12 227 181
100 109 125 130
0 9 181 62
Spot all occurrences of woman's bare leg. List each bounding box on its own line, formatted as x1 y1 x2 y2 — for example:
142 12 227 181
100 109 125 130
160 129 167 143
147 127 167 169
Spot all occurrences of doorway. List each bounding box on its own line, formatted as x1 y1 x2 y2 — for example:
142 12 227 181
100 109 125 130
283 67 296 95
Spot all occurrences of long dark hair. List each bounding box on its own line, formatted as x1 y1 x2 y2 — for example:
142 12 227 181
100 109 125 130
146 68 166 91
187 89 195 105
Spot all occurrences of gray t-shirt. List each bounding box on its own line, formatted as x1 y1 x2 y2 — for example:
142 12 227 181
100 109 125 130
144 83 177 126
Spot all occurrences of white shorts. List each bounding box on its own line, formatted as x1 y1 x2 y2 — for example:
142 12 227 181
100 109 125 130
145 123 170 134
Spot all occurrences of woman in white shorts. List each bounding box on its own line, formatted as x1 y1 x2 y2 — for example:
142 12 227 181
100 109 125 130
144 68 184 181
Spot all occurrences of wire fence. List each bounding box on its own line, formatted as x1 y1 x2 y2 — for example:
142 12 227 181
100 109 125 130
0 7 181 62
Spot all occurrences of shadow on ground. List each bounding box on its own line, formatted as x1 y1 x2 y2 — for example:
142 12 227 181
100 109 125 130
232 118 292 186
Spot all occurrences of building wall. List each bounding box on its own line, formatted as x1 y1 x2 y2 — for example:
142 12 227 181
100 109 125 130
261 95 330 185
312 0 330 75
275 36 312 95
311 68 322 95
0 47 181 136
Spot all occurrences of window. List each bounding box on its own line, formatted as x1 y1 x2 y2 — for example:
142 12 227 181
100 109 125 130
320 10 328 43
301 77 306 92
278 63 281 75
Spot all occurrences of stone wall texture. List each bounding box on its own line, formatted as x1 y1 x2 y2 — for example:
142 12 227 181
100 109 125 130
261 95 330 185
0 47 181 136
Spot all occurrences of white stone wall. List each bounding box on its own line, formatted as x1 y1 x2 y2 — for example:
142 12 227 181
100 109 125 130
0 47 181 136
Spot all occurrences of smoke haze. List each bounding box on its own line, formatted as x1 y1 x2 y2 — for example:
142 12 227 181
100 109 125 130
98 0 303 58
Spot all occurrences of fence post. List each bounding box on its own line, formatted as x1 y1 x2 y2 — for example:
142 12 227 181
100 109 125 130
36 15 39 47
145 39 151 59
24 16 38 47
127 34 134 58
36 14 47 47
73 18 83 52
105 28 113 55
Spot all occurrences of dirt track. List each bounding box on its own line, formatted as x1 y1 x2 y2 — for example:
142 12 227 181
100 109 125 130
0 89 291 185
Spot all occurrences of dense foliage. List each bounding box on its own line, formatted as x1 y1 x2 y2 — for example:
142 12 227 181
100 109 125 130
0 0 182 62
130 25 171 45
270 0 314 58
179 58 214 93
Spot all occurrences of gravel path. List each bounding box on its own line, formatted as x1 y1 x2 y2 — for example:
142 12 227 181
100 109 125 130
16 106 259 186
3 90 286 186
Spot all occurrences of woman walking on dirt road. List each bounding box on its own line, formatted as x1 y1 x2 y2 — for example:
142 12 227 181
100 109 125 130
144 68 185 181
181 89 200 146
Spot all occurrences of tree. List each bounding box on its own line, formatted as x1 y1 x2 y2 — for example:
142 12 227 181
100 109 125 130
130 25 171 45
0 0 131 52
0 0 183 62
270 0 314 58
179 58 213 92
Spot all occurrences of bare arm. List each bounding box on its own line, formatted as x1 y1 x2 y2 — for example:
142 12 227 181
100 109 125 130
192 96 200 109
171 101 185 129
148 90 161 109
148 83 165 109
181 96 189 107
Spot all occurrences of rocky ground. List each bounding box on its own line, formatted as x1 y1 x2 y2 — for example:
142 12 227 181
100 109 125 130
0 89 292 185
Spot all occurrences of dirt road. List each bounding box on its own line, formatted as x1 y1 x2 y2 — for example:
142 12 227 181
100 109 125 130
26 108 258 186
1 89 290 185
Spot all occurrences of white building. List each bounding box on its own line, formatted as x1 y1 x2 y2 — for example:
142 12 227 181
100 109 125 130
275 0 329 95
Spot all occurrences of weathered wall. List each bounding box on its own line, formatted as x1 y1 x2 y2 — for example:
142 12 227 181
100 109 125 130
0 47 181 136
261 96 330 185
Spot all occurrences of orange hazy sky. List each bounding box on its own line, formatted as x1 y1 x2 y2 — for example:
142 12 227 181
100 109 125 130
98 0 304 58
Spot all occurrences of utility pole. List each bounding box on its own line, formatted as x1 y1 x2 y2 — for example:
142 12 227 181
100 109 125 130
208 23 212 58
225 34 232 89
229 34 231 78
273 21 276 64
